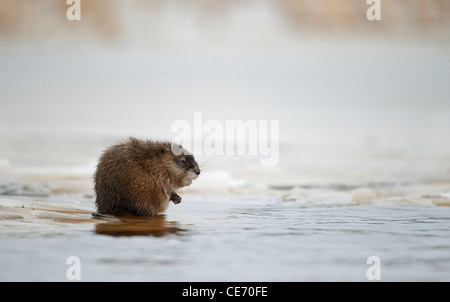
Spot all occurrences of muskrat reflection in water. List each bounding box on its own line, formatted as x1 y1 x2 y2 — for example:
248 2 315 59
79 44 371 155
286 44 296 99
93 214 186 237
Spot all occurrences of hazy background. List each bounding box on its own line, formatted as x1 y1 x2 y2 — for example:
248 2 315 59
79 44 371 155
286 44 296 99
0 0 449 193
2 1 450 282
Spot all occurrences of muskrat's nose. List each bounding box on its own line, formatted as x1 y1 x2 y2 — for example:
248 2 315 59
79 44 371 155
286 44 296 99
195 168 201 175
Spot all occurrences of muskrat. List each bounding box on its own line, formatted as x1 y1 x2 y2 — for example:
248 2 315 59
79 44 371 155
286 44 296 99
94 137 200 216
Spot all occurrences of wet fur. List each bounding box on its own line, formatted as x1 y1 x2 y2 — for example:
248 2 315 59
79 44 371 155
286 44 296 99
94 137 200 216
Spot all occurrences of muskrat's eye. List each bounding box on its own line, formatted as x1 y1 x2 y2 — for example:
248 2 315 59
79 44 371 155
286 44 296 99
180 159 186 164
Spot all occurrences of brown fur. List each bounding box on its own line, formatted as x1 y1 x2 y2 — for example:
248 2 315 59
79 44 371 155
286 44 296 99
94 137 200 216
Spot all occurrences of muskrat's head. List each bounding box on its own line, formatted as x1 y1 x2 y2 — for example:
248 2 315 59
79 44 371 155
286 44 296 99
160 143 200 188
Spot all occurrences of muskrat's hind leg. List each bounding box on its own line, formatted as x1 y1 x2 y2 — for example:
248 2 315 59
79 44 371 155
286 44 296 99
170 191 182 204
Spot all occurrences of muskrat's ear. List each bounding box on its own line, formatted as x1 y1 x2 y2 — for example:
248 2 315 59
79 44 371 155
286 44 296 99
159 148 165 157
170 143 184 156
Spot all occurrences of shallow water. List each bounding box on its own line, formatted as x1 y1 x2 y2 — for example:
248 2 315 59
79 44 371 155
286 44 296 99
1 196 449 281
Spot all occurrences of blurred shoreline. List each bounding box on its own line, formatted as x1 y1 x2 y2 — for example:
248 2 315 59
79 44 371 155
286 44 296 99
1 0 450 46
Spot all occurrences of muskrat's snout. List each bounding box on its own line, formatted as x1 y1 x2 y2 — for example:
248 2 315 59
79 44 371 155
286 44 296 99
193 165 201 176
190 165 200 180
186 156 200 177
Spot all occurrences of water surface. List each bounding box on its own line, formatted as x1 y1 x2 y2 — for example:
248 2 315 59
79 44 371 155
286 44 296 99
1 196 449 281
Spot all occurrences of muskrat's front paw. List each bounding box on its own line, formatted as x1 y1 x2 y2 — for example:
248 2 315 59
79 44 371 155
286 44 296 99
170 193 182 204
